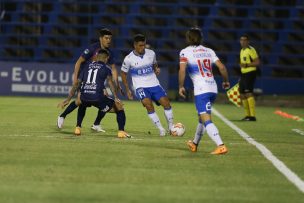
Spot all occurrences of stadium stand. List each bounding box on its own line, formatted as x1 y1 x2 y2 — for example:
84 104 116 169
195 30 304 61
0 0 303 79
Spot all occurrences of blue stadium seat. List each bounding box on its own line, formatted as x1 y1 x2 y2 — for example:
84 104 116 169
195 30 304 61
0 0 303 79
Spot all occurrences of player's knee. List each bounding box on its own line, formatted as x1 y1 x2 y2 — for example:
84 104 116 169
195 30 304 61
145 104 154 113
75 99 82 106
159 97 170 107
114 101 124 111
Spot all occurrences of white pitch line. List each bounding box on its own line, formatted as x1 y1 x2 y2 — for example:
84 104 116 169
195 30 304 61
213 108 304 193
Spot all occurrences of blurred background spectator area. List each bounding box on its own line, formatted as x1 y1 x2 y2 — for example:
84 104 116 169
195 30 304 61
0 0 303 85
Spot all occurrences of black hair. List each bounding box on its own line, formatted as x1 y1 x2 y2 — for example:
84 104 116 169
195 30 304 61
133 34 146 43
99 28 112 37
186 27 202 46
240 34 249 40
97 48 110 56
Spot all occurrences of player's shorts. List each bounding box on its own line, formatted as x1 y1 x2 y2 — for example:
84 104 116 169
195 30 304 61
81 96 114 113
135 85 167 105
194 92 217 115
239 71 256 94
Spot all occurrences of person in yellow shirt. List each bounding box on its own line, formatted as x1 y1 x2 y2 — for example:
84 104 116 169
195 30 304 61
239 34 260 121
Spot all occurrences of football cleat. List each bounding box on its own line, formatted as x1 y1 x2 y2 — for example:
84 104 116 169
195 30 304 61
187 140 197 152
57 116 65 129
241 116 256 121
91 125 106 132
74 127 81 136
117 131 132 138
241 116 250 121
211 145 228 155
159 128 166 137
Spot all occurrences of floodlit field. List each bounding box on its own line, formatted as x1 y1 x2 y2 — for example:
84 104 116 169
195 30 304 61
0 96 303 203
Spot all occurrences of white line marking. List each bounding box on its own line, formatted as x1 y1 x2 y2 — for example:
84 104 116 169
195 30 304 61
292 129 304 136
213 108 304 193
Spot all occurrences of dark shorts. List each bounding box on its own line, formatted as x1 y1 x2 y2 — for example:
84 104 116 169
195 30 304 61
239 71 256 94
81 96 114 112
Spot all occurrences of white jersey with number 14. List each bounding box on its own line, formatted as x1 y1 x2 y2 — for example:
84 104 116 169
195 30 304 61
179 45 219 95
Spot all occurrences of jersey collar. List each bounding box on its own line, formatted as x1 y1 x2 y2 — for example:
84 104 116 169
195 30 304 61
133 50 145 58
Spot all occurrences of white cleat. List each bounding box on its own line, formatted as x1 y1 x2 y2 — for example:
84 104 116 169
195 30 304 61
160 128 166 137
91 125 106 132
57 116 64 129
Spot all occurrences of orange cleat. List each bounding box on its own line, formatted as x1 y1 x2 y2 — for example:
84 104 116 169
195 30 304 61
74 127 81 136
117 131 132 138
211 145 228 155
187 140 197 152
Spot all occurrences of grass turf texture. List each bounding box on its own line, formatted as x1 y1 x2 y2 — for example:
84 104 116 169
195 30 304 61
0 96 303 203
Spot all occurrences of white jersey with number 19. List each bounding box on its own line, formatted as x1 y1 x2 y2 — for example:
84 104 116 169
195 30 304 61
179 45 219 95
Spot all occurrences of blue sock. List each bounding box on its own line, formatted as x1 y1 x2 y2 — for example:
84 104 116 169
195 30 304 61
94 110 106 125
77 104 86 127
116 110 126 131
60 100 77 118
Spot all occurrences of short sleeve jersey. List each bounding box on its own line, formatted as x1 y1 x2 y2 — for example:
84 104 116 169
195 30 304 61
78 61 112 101
240 46 258 74
81 42 115 65
179 45 219 95
121 49 160 89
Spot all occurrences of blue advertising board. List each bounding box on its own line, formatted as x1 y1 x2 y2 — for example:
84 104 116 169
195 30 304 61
0 61 169 97
0 61 74 96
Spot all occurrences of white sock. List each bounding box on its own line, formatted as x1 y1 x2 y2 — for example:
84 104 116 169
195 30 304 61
148 112 164 131
193 122 205 145
164 107 174 130
205 121 223 146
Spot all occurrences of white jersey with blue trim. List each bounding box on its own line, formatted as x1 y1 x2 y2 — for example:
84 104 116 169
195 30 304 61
121 48 160 89
179 45 219 95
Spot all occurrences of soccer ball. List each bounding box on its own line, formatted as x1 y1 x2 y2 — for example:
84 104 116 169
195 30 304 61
170 123 185 137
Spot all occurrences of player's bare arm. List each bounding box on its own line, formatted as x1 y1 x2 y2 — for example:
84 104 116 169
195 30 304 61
215 60 230 90
73 56 85 85
110 64 124 95
178 62 187 98
57 79 81 109
153 63 161 75
107 75 119 100
121 71 133 100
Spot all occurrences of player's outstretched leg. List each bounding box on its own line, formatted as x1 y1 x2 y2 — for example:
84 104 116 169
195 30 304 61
113 100 131 138
57 100 78 129
142 98 166 136
91 110 106 132
204 120 228 155
187 119 205 152
158 96 174 132
164 107 174 131
116 110 131 138
148 111 166 136
74 104 87 136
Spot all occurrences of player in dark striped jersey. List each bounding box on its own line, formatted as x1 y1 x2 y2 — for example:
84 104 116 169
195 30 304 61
62 49 130 138
57 28 123 132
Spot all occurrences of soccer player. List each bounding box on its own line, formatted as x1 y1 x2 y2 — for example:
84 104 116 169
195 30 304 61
57 28 122 132
239 34 260 121
120 34 174 136
179 27 230 155
62 49 130 138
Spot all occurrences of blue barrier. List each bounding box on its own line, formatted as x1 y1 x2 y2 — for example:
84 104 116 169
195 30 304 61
0 61 169 97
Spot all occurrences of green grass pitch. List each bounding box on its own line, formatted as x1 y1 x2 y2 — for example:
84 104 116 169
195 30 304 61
0 96 303 203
